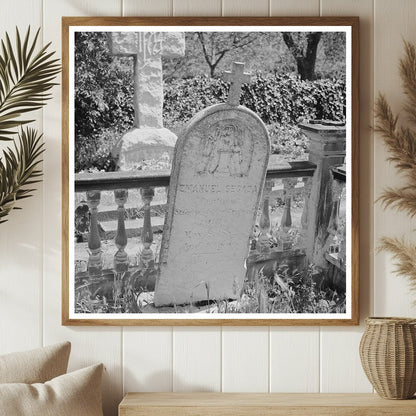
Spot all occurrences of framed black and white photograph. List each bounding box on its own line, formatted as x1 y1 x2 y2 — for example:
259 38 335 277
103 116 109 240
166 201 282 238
62 17 359 325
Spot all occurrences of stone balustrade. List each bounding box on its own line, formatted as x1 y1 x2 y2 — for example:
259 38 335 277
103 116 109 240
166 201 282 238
74 120 347 298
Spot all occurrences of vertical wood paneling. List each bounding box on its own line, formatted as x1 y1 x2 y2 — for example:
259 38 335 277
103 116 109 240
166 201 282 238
123 0 172 16
320 328 372 392
42 2 123 415
1 0 415 408
320 0 375 393
173 0 221 16
173 327 221 392
270 0 320 16
0 0 42 33
222 327 269 392
374 0 416 317
0 0 43 355
222 0 270 16
124 328 173 393
270 328 320 392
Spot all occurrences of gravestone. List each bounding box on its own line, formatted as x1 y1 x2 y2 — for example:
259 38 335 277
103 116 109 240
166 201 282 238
109 31 185 169
154 62 270 307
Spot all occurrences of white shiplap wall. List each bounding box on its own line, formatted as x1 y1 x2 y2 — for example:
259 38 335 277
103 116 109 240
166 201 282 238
1 0 416 415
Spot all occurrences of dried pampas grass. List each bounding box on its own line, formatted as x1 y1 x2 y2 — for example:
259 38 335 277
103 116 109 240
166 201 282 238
376 40 416 297
378 237 416 294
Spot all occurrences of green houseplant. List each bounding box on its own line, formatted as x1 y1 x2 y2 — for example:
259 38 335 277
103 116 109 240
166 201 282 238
0 27 60 223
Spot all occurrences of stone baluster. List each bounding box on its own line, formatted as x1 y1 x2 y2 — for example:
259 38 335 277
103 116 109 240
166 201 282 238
326 178 345 255
299 177 313 247
139 187 155 269
339 221 347 265
257 179 274 254
86 190 102 277
277 178 297 251
114 189 129 273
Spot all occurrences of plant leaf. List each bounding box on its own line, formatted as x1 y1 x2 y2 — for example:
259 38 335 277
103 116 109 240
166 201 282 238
0 26 60 141
0 127 44 222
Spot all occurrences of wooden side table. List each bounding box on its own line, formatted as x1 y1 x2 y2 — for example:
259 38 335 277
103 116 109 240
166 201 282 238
119 392 416 415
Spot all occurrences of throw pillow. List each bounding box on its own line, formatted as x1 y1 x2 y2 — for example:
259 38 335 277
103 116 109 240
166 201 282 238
0 341 71 384
0 363 104 416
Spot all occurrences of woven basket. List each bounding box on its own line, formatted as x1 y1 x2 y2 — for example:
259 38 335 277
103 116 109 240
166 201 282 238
359 317 416 399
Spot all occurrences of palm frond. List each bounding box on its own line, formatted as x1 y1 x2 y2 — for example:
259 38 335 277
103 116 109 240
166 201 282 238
378 237 416 298
0 127 44 223
0 27 60 141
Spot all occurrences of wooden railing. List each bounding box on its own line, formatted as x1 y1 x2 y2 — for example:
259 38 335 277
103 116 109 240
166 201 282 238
74 156 316 282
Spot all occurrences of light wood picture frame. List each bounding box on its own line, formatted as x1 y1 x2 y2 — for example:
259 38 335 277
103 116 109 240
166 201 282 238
62 16 359 326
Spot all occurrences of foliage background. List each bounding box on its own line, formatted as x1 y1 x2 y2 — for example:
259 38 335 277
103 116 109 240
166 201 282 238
74 31 346 172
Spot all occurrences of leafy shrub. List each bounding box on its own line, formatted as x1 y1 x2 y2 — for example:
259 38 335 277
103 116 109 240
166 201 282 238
75 32 134 139
77 121 308 173
75 32 133 172
75 129 119 173
75 55 344 171
267 123 309 158
163 73 345 128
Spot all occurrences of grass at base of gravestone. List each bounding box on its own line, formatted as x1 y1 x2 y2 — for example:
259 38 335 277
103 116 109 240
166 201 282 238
73 200 348 315
137 270 346 314
73 257 346 314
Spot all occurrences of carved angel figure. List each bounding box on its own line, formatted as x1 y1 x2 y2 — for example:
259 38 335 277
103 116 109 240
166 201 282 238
198 123 245 176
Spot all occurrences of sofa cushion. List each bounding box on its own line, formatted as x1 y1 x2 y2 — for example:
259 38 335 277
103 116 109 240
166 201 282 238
0 363 104 416
0 342 71 384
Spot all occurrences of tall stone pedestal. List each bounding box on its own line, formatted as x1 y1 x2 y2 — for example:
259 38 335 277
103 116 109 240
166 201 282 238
299 120 346 268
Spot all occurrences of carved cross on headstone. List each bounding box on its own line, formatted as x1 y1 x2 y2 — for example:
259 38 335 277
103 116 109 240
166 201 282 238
223 62 251 106
110 32 185 129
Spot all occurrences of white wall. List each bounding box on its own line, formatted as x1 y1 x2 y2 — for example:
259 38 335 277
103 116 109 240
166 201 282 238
1 1 416 415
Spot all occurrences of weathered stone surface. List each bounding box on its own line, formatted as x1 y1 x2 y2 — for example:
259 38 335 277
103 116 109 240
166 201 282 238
110 32 185 58
161 32 185 57
154 103 270 306
298 121 346 267
110 32 185 129
113 127 177 170
109 31 185 168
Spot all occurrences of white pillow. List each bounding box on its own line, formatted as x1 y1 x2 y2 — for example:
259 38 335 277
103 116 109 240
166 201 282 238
0 364 104 416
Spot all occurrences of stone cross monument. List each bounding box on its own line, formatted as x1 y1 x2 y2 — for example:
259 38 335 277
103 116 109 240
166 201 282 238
154 62 270 307
223 62 251 106
109 31 185 170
